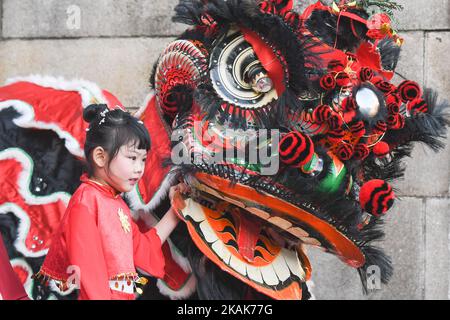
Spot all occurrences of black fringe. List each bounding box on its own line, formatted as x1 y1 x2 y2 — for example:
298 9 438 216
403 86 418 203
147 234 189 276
384 89 450 151
305 8 370 52
378 37 401 71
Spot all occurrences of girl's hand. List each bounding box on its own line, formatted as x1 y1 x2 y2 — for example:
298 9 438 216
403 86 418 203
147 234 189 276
169 183 191 213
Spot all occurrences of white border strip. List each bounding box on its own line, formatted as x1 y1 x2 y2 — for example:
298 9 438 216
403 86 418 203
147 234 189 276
0 100 85 158
5 75 107 108
0 148 70 258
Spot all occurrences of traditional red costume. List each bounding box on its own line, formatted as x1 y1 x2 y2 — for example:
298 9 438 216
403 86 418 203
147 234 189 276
36 174 165 300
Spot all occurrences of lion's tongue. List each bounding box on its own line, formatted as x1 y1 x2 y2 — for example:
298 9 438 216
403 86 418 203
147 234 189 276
233 208 262 262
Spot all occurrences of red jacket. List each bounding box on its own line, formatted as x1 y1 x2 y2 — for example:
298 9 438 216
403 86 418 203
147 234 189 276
37 174 165 300
0 237 29 300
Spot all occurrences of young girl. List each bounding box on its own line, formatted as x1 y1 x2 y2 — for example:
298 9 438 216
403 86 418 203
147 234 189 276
36 104 187 300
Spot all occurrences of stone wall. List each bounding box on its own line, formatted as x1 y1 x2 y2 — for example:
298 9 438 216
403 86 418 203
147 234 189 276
0 0 448 300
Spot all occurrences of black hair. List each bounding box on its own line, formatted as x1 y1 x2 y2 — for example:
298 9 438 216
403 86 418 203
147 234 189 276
83 104 151 176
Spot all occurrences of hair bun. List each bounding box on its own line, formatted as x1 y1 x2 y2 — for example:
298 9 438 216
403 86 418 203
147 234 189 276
83 104 109 123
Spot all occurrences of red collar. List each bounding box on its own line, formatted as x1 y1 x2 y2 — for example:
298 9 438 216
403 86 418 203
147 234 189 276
80 174 121 198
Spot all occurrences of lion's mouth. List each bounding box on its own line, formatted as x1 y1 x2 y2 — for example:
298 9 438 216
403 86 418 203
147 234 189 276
177 171 365 300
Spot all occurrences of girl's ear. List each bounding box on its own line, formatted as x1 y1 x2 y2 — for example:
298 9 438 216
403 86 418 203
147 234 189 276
92 146 108 168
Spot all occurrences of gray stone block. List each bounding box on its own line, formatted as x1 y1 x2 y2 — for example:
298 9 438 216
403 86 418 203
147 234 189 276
396 0 450 31
306 247 366 300
392 31 424 86
2 0 186 38
424 198 450 299
370 198 425 299
391 31 450 197
0 37 174 109
307 197 425 300
425 32 450 102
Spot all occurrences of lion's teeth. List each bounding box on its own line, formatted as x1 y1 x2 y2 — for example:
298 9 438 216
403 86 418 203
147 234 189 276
283 248 306 281
268 216 292 230
271 254 291 282
182 199 205 223
199 220 219 244
212 240 231 264
260 264 279 286
299 237 321 247
246 264 264 284
229 255 247 277
287 227 309 238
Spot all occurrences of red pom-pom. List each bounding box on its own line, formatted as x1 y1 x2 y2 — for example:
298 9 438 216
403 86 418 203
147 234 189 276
359 67 374 82
328 60 345 73
342 97 357 112
327 113 343 131
161 91 183 117
336 72 351 87
372 78 395 94
279 131 315 167
386 93 401 114
359 180 395 217
336 143 354 161
313 105 332 123
320 74 336 91
387 114 405 129
350 120 366 137
373 141 390 158
354 143 370 160
407 98 428 115
372 121 387 135
398 80 422 102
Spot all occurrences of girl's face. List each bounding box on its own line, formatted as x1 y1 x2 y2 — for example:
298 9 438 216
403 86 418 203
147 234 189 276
103 142 148 193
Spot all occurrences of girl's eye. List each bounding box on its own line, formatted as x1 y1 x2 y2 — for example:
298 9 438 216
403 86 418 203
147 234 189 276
142 158 147 163
129 156 137 161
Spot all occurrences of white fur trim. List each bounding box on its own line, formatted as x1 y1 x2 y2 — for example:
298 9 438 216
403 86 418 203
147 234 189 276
0 203 48 258
166 240 192 274
0 148 70 258
156 273 197 300
126 168 178 213
0 148 71 206
133 92 154 119
5 75 107 108
0 100 85 158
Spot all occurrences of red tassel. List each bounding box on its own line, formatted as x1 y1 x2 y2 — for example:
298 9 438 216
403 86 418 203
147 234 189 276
398 80 422 103
313 105 332 123
354 143 370 160
336 143 354 161
320 74 336 91
350 120 366 137
372 121 387 135
359 67 374 82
